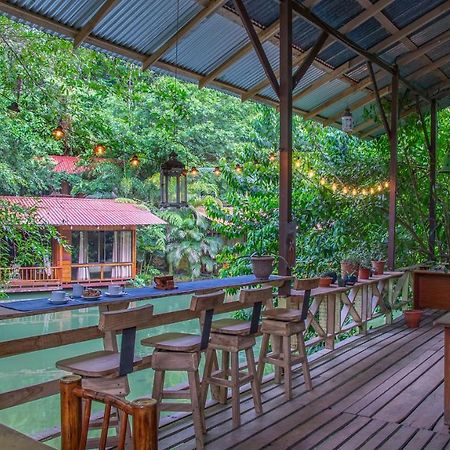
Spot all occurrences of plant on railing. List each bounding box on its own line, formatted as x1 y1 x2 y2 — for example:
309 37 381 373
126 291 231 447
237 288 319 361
0 200 68 295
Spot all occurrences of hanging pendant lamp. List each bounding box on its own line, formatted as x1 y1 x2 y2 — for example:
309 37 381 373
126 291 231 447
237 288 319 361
341 107 353 133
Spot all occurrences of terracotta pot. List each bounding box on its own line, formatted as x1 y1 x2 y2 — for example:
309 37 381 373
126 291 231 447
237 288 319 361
319 277 333 287
404 310 422 328
358 267 371 280
341 261 359 278
372 260 385 275
251 256 275 280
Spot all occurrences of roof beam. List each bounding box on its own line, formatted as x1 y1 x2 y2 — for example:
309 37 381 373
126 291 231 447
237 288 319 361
292 31 328 88
356 0 448 81
142 0 227 71
73 0 120 49
233 0 279 97
397 30 450 66
198 19 280 88
291 1 433 101
367 61 391 135
293 2 450 104
408 54 450 81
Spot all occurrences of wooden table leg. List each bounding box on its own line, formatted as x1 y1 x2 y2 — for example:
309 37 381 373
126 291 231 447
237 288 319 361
445 327 450 425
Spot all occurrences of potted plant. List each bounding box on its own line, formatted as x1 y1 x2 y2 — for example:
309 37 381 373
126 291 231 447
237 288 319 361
340 250 360 278
371 244 387 275
358 255 372 280
404 309 422 328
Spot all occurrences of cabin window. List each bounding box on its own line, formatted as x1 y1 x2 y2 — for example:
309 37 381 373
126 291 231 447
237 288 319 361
71 230 132 280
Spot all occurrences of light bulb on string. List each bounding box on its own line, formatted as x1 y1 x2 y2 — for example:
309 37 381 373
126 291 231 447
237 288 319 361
294 160 301 168
377 184 382 192
370 187 375 195
352 188 357 196
308 169 315 178
213 166 221 176
362 189 367 195
235 164 243 174
331 183 337 192
384 181 389 188
190 166 199 176
342 186 349 194
320 177 326 186
130 154 140 167
268 152 276 162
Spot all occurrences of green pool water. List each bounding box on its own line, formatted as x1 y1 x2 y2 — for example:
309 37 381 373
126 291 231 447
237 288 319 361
0 290 267 447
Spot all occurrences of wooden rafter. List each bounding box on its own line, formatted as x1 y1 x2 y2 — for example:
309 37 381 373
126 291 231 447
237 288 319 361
356 0 448 81
367 61 391 136
198 19 280 88
397 29 450 66
291 2 432 101
292 31 328 88
233 0 279 97
142 0 226 70
409 54 450 81
292 2 449 104
73 0 120 48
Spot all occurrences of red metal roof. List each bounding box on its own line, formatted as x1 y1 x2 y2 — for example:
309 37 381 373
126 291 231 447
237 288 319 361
49 155 86 174
0 196 166 227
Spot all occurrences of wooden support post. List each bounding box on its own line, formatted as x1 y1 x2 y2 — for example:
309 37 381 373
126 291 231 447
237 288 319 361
429 99 437 260
387 67 399 270
278 0 293 293
132 398 158 450
60 375 82 450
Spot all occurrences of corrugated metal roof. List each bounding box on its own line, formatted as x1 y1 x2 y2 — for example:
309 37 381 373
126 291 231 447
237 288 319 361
0 0 448 139
0 196 166 227
49 155 86 174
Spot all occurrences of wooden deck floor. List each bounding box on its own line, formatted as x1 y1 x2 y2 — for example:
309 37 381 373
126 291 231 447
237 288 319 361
158 310 450 450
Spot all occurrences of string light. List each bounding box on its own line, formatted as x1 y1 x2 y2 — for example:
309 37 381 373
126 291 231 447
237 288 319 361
377 184 382 192
362 189 367 195
320 177 326 186
235 164 243 174
190 166 199 176
370 187 375 195
213 166 221 176
331 183 337 192
294 160 301 168
352 188 357 196
130 154 140 167
384 181 389 188
268 152 276 162
308 169 315 178
342 186 349 194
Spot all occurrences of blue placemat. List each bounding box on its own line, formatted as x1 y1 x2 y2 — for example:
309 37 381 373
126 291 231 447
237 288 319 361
0 275 286 312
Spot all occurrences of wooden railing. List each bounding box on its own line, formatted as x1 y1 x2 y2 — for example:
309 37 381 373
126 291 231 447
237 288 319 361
0 266 62 288
0 268 415 444
71 262 133 282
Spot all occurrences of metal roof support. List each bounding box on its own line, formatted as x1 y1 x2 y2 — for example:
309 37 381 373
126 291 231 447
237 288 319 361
278 0 293 290
387 68 399 270
292 31 328 89
142 0 227 71
73 0 120 49
367 61 390 136
234 0 280 98
429 99 437 260
199 19 280 88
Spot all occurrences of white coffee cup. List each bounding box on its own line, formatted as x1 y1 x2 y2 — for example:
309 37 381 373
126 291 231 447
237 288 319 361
108 285 122 295
51 290 66 302
72 284 84 297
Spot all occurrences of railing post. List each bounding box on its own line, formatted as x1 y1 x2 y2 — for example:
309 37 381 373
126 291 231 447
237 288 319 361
325 295 336 350
60 375 82 450
385 279 394 324
132 398 158 450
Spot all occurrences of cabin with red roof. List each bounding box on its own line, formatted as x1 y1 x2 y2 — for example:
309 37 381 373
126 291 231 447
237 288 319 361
0 196 166 292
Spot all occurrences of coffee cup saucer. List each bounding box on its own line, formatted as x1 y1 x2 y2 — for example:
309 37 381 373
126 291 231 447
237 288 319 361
48 296 70 305
104 291 127 297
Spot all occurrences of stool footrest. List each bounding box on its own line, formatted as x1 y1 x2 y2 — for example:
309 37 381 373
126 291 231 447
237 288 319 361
159 402 194 412
162 389 191 399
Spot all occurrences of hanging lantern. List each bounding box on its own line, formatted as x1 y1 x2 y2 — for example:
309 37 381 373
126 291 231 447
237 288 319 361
94 144 106 156
341 107 353 133
52 124 65 140
130 154 140 167
440 152 450 174
235 163 243 173
190 166 199 176
213 166 221 176
160 152 187 208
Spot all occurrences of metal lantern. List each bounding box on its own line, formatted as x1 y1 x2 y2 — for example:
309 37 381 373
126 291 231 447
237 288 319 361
160 152 187 208
94 144 106 156
440 152 450 174
52 124 65 140
341 107 353 133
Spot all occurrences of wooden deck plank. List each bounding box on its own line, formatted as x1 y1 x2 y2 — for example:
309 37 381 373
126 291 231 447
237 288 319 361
358 422 400 449
314 415 372 450
373 355 443 423
424 431 450 449
432 415 450 435
177 316 442 449
336 418 391 450
159 313 426 446
376 424 419 449
403 429 435 450
403 383 445 430
157 312 445 450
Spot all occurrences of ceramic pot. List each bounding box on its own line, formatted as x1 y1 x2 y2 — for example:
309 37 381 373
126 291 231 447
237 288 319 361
341 261 359 277
372 260 385 275
319 277 333 287
404 310 422 328
251 256 275 280
358 267 371 280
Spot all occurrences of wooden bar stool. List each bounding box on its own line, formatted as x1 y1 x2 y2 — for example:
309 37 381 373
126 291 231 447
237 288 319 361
56 304 154 446
141 290 225 450
201 286 273 428
257 278 316 400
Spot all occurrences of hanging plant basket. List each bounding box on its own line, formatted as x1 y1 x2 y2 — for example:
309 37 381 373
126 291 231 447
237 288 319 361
251 256 275 280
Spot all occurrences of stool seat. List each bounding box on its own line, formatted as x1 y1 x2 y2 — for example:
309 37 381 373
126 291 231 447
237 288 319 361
56 351 142 378
211 318 253 335
262 308 302 322
141 332 201 352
